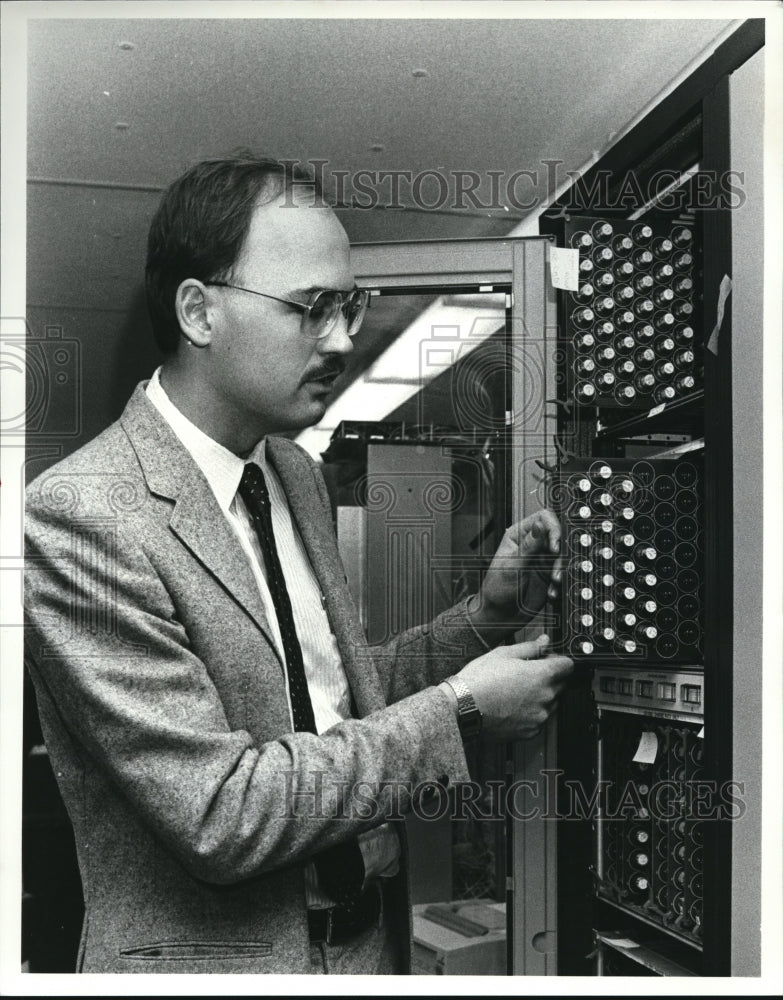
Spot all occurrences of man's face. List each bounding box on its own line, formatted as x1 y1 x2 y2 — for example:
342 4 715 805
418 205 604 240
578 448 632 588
204 193 355 437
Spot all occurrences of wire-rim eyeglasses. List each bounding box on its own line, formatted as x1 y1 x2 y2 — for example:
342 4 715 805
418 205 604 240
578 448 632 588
206 281 370 340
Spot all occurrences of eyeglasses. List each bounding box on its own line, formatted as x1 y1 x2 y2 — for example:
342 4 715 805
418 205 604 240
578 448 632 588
206 281 370 340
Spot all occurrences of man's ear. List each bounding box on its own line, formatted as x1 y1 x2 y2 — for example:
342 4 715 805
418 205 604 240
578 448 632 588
175 279 212 348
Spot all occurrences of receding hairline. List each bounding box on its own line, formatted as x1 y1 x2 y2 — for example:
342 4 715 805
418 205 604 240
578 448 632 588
235 191 349 253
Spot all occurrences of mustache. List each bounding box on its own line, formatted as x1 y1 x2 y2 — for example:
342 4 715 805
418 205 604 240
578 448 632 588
303 362 346 381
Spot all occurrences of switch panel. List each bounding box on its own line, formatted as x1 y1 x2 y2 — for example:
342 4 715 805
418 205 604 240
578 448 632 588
560 215 700 409
550 458 703 663
596 710 705 947
593 669 704 720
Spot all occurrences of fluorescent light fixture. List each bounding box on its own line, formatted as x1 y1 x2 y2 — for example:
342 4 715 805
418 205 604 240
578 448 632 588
296 294 505 458
628 163 701 220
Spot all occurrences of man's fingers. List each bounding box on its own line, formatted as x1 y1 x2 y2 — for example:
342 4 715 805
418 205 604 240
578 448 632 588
546 680 568 702
543 654 576 679
505 634 551 659
539 509 562 553
502 637 574 678
547 554 565 599
506 509 561 546
530 509 562 551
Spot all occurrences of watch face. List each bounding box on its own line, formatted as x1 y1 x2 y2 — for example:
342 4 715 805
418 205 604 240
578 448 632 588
457 700 482 738
447 676 482 738
459 708 482 739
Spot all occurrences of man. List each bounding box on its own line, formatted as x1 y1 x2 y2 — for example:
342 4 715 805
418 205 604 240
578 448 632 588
24 155 573 975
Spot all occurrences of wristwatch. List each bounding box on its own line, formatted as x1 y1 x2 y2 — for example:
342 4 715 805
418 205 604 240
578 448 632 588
444 675 482 739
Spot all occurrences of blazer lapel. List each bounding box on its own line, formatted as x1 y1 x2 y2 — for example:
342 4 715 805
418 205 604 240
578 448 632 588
266 437 386 717
168 471 279 654
120 384 279 656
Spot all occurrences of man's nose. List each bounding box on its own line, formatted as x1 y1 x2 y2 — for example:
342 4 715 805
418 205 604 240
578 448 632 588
317 311 354 356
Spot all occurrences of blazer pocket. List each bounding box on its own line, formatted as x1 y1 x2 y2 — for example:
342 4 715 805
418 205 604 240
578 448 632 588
119 940 273 961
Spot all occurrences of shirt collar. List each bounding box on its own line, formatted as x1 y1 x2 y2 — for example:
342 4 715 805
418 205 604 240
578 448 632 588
146 367 266 513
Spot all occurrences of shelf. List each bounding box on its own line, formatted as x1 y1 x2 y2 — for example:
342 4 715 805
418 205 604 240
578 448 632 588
596 895 702 953
596 930 698 976
595 390 704 441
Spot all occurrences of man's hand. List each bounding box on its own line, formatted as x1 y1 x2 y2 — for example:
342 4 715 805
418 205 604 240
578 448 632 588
442 635 573 741
468 509 563 636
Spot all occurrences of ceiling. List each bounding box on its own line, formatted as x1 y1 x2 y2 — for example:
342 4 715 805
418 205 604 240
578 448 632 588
29 16 737 199
23 13 739 456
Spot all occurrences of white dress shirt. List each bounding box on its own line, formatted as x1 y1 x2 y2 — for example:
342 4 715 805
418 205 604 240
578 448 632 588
146 369 399 906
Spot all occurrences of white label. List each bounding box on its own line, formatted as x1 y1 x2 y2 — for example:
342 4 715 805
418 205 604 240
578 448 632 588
697 726 704 739
648 403 666 417
633 730 659 764
607 938 639 949
549 247 580 291
707 274 732 355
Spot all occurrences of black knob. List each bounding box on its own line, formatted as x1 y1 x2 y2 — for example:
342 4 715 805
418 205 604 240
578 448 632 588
633 249 654 269
593 246 614 265
653 287 675 307
572 307 595 327
672 251 693 271
591 220 614 242
671 225 694 248
571 230 593 249
652 262 674 281
673 274 694 295
575 381 597 403
651 237 674 258
634 297 655 316
674 324 695 345
672 299 694 320
595 320 615 339
634 321 655 340
653 311 675 332
633 274 654 293
631 223 654 244
594 270 615 289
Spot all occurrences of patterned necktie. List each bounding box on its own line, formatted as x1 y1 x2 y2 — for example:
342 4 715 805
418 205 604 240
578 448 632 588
238 462 365 909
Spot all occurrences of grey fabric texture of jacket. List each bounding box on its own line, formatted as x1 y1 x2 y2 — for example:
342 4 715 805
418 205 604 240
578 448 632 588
24 383 486 973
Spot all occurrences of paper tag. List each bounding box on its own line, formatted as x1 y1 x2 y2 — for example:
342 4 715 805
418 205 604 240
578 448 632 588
633 731 659 764
607 938 639 949
648 403 666 417
549 247 580 291
706 274 732 355
697 726 704 739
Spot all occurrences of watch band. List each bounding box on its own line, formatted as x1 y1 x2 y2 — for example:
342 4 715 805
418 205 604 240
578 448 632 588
444 675 482 739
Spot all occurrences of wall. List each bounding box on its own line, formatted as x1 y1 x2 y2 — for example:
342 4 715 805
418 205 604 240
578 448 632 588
728 45 764 977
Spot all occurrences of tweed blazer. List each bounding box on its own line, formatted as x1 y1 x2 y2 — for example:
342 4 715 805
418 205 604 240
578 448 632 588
24 383 488 974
